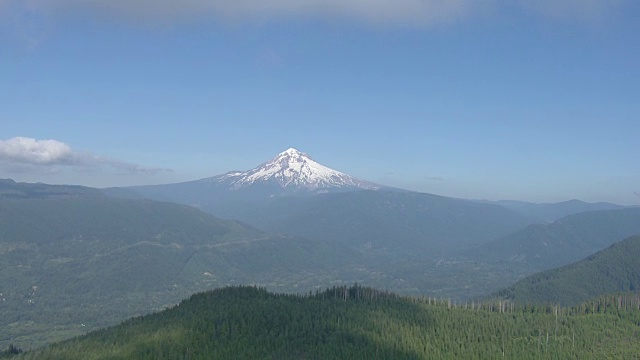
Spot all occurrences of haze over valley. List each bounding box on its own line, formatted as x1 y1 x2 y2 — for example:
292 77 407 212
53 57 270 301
2 148 640 353
2 0 639 357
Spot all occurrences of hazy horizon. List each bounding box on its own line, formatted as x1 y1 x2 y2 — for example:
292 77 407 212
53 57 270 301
1 0 639 205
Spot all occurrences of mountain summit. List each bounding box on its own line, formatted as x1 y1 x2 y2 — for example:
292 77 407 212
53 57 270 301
124 147 384 219
206 148 381 193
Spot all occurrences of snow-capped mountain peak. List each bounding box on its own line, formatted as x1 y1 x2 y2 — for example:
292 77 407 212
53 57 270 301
209 148 380 193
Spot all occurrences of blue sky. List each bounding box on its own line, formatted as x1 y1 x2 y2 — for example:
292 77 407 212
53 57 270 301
1 0 638 204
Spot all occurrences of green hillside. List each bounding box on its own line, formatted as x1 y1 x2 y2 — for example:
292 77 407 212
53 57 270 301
0 197 360 349
3 182 639 351
10 285 640 360
415 208 640 301
494 236 640 306
467 208 640 271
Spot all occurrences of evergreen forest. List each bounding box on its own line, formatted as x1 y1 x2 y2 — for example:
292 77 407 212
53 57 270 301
6 285 640 359
495 236 640 306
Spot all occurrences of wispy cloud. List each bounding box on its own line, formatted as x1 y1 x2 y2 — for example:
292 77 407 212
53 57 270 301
0 137 171 175
515 0 625 21
2 0 626 28
1 0 477 25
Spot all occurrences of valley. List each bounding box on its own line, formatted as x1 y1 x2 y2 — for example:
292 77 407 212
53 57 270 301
4 2 638 357
2 149 639 353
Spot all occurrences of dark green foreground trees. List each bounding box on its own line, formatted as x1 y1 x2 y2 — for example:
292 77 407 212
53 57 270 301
9 285 640 359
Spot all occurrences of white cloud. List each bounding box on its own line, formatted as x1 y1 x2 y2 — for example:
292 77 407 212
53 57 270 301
0 0 480 26
0 0 629 32
0 137 75 165
0 137 170 175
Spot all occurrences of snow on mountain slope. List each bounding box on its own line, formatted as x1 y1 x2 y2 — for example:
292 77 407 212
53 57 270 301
205 148 381 192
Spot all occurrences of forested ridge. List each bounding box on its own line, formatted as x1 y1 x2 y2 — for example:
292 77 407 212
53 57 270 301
495 236 640 306
0 197 360 349
7 285 640 359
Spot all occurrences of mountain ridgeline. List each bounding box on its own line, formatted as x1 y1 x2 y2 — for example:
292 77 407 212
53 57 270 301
112 148 640 302
2 148 640 353
125 148 383 219
241 190 529 256
485 199 628 223
0 179 104 199
430 208 640 300
494 236 640 306
467 208 640 272
0 195 363 349
12 285 640 360
124 149 531 256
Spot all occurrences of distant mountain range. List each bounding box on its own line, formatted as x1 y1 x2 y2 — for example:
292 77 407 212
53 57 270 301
0 193 364 349
481 199 628 223
467 208 640 271
121 148 382 218
408 207 640 301
117 149 523 255
121 148 635 226
118 148 639 259
241 190 529 256
107 149 640 300
2 149 640 350
0 178 104 199
494 235 640 306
